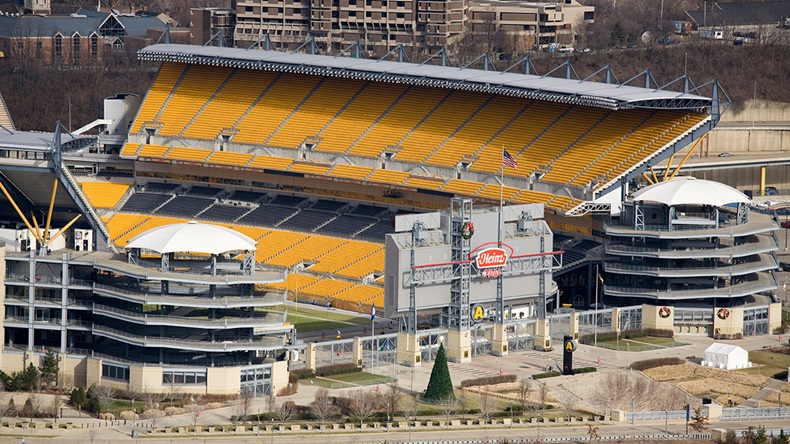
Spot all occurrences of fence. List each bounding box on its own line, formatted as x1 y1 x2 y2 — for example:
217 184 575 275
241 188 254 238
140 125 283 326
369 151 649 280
720 407 790 421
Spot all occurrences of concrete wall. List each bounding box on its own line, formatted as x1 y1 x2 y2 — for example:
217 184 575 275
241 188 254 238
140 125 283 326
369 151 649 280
710 100 790 153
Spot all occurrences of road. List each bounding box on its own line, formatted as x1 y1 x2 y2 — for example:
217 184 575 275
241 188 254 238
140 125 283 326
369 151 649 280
4 419 789 443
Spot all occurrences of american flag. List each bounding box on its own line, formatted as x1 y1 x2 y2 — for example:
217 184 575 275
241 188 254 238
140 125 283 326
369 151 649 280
503 150 518 169
371 303 376 321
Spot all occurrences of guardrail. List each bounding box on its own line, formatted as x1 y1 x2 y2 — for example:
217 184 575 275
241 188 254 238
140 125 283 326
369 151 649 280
720 407 790 421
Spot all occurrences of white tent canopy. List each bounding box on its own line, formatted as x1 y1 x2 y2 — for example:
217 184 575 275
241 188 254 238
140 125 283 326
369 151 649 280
632 177 750 207
127 221 257 255
702 343 751 370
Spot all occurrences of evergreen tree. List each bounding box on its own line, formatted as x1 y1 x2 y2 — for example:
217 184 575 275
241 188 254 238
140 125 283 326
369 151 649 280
7 398 17 417
688 407 709 433
423 343 455 403
39 351 59 386
777 429 789 444
70 387 86 415
17 364 39 391
754 425 769 444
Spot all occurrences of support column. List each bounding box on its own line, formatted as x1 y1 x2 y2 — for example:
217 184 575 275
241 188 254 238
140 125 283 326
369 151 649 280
491 323 508 357
61 252 69 353
760 166 766 196
534 318 552 351
611 307 622 335
396 331 421 367
446 329 471 363
352 337 363 367
570 312 580 340
767 302 782 334
641 304 674 331
713 306 744 339
304 343 316 371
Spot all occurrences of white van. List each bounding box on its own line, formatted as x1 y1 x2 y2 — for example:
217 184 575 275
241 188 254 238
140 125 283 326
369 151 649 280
558 45 574 53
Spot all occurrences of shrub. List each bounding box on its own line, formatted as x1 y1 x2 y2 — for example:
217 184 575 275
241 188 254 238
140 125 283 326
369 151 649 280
532 371 561 380
460 374 517 388
314 363 360 377
292 368 316 380
629 357 684 371
773 370 788 381
574 367 597 374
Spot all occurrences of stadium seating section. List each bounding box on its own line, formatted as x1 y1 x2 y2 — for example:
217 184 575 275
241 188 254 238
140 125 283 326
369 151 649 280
79 181 131 209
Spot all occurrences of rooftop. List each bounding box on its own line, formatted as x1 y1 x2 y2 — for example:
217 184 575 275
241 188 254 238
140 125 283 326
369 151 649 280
138 43 712 111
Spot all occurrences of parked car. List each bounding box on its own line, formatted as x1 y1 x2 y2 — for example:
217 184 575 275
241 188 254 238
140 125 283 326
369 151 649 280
781 220 790 229
742 190 753 199
718 152 734 157
766 186 779 196
779 261 790 271
558 45 574 53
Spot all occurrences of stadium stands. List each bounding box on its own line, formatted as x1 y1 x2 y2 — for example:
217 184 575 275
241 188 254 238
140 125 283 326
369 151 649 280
130 62 186 133
350 204 387 217
166 146 212 163
228 190 264 203
154 196 214 218
239 206 298 227
394 91 490 164
157 65 232 137
315 83 409 153
182 70 277 140
145 182 180 193
329 164 373 181
318 215 375 236
122 193 172 213
349 87 450 158
256 230 309 262
206 151 253 167
264 235 347 268
79 182 130 209
233 74 323 145
278 209 336 231
308 241 382 275
267 77 365 148
186 186 221 198
138 144 170 158
198 204 252 222
310 200 347 212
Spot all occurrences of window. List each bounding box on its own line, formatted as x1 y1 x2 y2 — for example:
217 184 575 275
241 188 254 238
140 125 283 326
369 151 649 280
91 35 98 57
54 34 63 60
102 363 130 381
162 370 207 385
72 35 80 66
16 41 23 50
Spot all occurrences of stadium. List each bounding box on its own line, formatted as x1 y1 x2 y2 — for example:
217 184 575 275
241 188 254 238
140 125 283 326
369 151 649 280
0 42 782 396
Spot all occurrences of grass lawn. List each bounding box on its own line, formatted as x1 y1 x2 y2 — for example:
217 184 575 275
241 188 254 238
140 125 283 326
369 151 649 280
311 372 396 388
592 336 688 351
745 348 790 378
264 305 370 332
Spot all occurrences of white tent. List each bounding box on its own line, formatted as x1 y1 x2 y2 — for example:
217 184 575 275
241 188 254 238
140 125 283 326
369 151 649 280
702 343 751 370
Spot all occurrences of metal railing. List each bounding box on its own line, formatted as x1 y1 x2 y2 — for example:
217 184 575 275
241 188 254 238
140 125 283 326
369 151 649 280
720 407 790 421
93 283 283 307
92 303 286 328
91 325 283 351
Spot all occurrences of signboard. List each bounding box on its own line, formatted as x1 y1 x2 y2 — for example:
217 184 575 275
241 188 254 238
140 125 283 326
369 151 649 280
471 304 485 323
475 247 508 269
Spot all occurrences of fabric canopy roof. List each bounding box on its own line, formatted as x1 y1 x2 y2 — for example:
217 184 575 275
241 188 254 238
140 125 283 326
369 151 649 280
703 342 749 370
127 221 256 254
632 177 750 207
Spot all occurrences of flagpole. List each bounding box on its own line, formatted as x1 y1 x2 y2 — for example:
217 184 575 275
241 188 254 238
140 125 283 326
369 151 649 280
594 264 599 347
371 304 375 373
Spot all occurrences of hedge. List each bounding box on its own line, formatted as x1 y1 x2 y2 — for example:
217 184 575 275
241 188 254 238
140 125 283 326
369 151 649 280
574 366 597 374
460 374 517 388
532 371 561 380
315 363 361 377
629 357 684 371
579 328 674 344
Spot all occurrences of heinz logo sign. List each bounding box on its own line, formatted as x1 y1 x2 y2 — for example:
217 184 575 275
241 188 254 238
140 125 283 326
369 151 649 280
475 248 508 269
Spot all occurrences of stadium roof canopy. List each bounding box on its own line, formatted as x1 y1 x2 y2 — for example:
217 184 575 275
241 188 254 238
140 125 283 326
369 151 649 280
632 177 750 207
127 221 257 254
138 44 712 111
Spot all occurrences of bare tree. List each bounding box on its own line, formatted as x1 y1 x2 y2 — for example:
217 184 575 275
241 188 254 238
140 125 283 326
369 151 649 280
275 400 297 429
689 407 709 433
265 389 277 415
528 381 549 420
382 383 402 422
140 386 165 428
477 391 497 425
239 387 254 423
90 385 115 415
456 391 470 419
0 382 10 424
309 387 338 427
591 371 630 415
50 394 62 420
559 391 579 422
401 394 419 422
349 390 378 426
516 378 531 413
185 396 205 434
436 394 457 427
